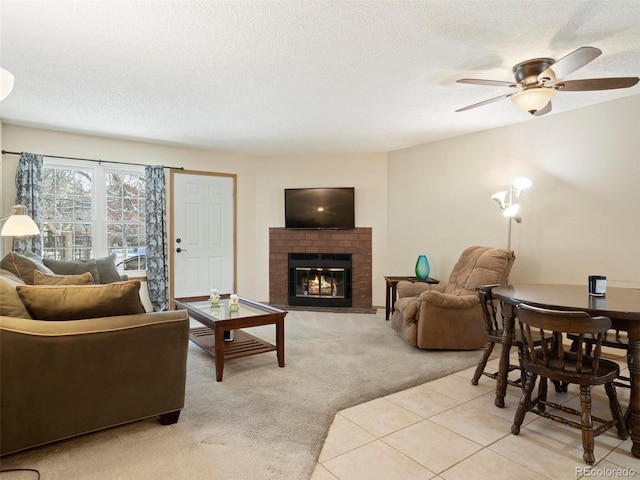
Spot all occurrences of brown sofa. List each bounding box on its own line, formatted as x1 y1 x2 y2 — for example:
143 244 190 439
0 264 190 456
391 246 515 350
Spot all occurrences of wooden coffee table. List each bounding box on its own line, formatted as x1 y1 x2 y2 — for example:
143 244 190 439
172 295 287 381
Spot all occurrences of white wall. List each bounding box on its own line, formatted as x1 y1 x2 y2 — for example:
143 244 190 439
387 95 640 289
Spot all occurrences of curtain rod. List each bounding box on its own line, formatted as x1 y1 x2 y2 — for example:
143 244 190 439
1 150 184 170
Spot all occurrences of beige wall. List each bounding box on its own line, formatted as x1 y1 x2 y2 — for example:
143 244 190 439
253 154 388 304
0 125 258 304
0 125 390 305
387 94 640 289
2 94 638 308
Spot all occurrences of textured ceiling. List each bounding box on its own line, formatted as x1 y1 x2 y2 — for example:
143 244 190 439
1 0 639 156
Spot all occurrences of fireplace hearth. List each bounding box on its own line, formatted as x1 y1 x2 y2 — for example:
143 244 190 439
288 253 352 307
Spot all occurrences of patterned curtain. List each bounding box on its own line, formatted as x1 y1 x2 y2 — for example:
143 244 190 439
145 165 169 311
13 152 44 254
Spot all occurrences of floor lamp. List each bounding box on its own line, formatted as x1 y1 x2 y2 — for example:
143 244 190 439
491 177 532 249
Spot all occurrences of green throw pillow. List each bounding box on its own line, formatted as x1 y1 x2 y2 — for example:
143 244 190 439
42 258 101 284
95 254 122 284
16 281 146 320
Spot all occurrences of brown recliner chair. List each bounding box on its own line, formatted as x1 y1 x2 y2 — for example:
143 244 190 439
391 246 515 350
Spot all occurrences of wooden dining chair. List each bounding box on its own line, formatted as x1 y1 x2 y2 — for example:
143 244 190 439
569 330 630 388
511 303 628 465
472 285 551 401
472 285 524 388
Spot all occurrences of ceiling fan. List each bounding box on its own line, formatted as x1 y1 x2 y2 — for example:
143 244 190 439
455 46 639 116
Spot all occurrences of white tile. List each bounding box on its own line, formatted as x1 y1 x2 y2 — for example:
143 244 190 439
310 463 340 480
440 448 548 480
383 420 482 474
339 397 422 437
575 458 639 480
317 413 376 462
385 382 461 418
429 403 513 446
490 428 597 479
600 438 640 471
323 440 435 480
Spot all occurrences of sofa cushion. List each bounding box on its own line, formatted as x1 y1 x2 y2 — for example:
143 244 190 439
0 272 32 318
95 254 123 284
0 251 55 285
42 255 123 284
43 258 102 284
33 270 94 286
16 281 146 320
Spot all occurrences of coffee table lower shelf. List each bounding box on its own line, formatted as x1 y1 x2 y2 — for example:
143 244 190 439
190 326 277 361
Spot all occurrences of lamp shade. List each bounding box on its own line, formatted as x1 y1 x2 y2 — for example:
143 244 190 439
0 205 40 236
491 191 508 209
510 88 555 114
512 177 532 191
503 204 522 224
503 204 520 218
0 68 15 101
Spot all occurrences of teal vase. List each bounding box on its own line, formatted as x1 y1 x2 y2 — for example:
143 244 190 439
415 255 430 281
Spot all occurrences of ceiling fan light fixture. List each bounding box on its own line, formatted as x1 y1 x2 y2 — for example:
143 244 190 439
510 87 555 115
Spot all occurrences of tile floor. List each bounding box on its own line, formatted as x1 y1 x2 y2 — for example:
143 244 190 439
311 349 637 480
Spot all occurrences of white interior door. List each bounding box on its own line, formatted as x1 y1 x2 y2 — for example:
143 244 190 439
171 172 235 297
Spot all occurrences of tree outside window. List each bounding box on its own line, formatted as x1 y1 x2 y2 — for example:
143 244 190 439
42 160 146 272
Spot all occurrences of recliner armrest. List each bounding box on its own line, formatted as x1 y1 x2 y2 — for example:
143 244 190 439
397 280 444 298
418 289 480 309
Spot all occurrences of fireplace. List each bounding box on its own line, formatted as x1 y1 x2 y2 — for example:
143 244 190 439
269 227 373 312
288 253 352 307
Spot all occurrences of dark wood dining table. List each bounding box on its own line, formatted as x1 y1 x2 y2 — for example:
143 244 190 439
492 284 640 458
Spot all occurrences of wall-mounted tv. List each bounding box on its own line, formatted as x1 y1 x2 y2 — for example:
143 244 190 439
284 187 355 229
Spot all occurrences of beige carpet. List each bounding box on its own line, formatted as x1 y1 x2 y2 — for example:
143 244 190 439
1 310 482 480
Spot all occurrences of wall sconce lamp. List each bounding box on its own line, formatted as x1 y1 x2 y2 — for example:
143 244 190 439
492 177 532 248
1 205 41 237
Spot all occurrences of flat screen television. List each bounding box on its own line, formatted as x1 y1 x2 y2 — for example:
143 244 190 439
284 187 355 229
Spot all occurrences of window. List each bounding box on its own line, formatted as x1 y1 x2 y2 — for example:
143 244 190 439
42 159 146 273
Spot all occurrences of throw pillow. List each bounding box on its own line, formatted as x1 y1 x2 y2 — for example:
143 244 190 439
22 250 55 274
42 258 101 284
95 254 122 284
16 281 146 321
33 270 94 286
0 251 55 285
0 275 32 318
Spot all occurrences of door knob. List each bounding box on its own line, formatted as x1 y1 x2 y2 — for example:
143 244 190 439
176 247 188 253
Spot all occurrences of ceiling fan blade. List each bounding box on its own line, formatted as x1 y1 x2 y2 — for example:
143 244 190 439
549 77 640 91
538 46 602 82
455 93 513 112
533 101 552 117
457 78 519 88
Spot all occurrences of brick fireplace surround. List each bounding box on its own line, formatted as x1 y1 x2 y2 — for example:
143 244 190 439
269 227 374 313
